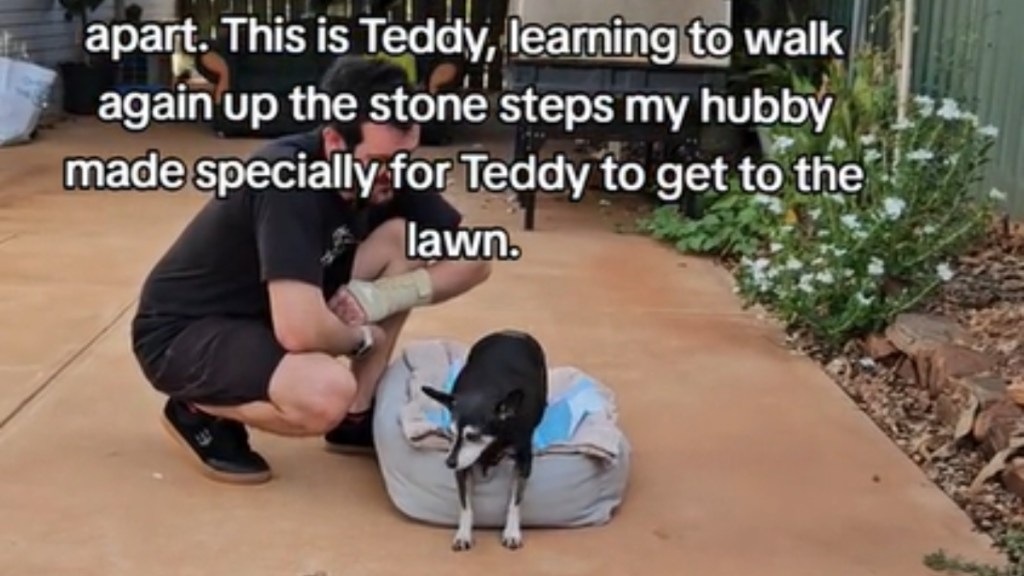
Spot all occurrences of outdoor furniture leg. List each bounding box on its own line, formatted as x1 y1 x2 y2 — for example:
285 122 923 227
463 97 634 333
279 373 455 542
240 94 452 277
515 124 545 231
664 134 704 220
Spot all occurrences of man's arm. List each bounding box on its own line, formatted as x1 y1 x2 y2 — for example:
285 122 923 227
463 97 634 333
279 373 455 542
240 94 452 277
253 189 369 355
268 279 373 355
420 255 492 304
398 187 492 302
338 192 493 323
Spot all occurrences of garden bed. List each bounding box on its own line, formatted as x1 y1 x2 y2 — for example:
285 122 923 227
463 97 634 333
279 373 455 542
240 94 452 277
783 224 1024 540
635 41 1024 572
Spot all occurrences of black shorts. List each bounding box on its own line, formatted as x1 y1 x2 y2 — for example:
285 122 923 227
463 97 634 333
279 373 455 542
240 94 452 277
134 317 286 406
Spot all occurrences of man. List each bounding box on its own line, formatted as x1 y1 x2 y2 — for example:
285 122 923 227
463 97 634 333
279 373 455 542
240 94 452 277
131 57 491 484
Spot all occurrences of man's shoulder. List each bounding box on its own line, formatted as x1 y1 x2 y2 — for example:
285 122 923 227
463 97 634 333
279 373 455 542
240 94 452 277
250 130 322 162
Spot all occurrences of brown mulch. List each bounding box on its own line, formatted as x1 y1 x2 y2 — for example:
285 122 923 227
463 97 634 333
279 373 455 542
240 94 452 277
787 222 1024 541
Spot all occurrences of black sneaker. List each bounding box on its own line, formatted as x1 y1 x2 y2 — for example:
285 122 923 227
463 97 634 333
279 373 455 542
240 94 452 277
324 403 375 456
160 399 272 484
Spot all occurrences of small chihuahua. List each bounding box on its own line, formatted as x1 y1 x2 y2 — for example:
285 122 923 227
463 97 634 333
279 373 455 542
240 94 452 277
421 330 548 551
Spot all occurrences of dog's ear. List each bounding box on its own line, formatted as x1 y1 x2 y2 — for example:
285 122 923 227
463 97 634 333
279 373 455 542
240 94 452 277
495 389 524 420
421 385 454 407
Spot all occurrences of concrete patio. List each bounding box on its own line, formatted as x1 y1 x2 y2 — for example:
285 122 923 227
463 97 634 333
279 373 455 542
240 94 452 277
0 118 1003 575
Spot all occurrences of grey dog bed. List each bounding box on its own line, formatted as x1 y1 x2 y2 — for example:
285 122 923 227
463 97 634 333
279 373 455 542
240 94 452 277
373 339 631 528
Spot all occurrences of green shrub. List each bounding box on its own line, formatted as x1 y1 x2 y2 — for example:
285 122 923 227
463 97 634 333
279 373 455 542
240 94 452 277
734 50 1004 348
636 185 783 259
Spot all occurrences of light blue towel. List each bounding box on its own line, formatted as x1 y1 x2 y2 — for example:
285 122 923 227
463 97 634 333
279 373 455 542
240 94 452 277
423 362 605 450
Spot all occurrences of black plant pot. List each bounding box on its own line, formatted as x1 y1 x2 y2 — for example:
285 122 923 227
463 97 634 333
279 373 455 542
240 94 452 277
59 61 113 115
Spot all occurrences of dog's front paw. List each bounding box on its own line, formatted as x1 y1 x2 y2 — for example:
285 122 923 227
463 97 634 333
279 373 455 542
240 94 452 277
500 528 523 550
452 532 473 552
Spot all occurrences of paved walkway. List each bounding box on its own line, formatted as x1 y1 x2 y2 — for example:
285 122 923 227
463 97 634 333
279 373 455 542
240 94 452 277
0 119 1001 575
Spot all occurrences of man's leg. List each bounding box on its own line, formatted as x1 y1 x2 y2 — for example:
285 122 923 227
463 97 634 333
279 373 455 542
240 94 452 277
323 216 493 453
323 218 423 454
142 317 361 484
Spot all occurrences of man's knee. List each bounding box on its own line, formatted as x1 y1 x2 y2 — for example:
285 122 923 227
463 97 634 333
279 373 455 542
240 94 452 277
355 217 421 280
370 217 408 249
270 355 357 434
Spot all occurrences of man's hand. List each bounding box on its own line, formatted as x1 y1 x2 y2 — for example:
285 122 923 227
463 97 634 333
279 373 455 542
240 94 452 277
328 287 368 325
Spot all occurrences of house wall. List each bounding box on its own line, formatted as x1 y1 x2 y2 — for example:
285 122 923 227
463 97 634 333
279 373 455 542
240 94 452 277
0 0 95 68
0 0 176 113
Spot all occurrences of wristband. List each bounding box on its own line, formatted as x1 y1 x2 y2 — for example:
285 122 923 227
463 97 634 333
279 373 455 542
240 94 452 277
344 268 433 323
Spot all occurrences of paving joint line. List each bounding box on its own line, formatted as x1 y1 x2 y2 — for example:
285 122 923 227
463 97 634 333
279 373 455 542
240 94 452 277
0 298 136 432
0 233 19 246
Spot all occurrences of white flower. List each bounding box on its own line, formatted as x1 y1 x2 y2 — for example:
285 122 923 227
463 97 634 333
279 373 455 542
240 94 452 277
961 112 979 126
945 153 960 166
798 274 815 293
753 194 784 215
770 242 784 253
750 257 770 271
893 119 915 131
779 225 794 235
828 136 847 151
922 224 937 235
819 244 846 258
829 194 846 204
745 257 775 290
937 98 960 120
913 95 935 117
906 149 935 162
864 149 882 163
808 207 822 220
867 257 885 276
843 268 855 278
978 125 999 138
936 262 954 282
852 229 869 240
785 257 804 271
815 270 835 284
841 214 861 229
881 197 906 220
855 292 874 305
860 134 878 146
989 188 1007 201
773 136 795 153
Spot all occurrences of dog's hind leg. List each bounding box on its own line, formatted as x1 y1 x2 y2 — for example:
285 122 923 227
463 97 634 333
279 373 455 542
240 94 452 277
452 468 474 551
501 449 531 549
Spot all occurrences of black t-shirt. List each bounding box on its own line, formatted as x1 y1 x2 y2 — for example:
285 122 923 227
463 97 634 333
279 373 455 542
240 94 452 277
131 129 461 365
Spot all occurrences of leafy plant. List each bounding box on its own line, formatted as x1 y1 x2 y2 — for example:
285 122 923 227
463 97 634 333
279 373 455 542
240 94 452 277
636 185 785 259
925 529 1024 575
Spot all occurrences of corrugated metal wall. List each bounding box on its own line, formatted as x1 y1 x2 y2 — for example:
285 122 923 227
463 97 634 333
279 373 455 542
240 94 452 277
912 0 1024 217
809 0 1024 217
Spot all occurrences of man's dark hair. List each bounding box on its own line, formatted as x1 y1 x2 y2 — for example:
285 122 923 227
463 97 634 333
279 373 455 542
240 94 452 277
319 56 414 149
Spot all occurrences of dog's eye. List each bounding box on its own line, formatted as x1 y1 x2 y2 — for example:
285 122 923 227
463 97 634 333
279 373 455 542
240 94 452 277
464 430 481 442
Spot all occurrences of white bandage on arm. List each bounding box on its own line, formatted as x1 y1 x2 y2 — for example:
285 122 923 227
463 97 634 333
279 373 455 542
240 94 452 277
344 268 433 323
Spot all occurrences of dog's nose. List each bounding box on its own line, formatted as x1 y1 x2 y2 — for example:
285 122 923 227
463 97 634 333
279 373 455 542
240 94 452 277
445 454 457 469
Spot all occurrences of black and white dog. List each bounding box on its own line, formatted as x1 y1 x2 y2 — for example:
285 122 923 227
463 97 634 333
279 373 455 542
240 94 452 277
421 330 548 551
